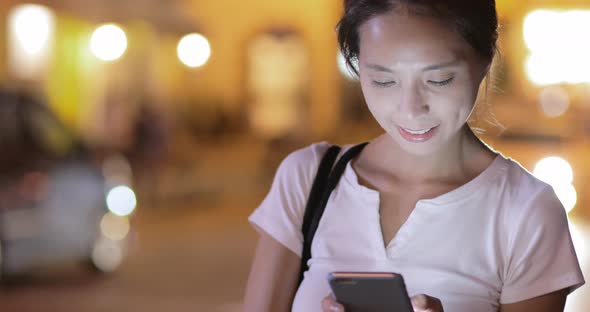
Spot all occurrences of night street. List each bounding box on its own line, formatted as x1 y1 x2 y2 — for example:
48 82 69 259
0 138 589 311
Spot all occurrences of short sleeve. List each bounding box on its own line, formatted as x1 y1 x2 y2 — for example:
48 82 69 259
248 142 331 257
500 185 585 304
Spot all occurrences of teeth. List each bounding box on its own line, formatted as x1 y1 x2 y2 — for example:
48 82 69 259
405 128 431 135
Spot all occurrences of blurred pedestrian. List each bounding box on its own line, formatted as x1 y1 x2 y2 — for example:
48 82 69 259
131 99 169 205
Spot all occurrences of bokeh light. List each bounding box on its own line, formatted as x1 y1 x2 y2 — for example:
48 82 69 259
538 86 570 118
553 183 578 214
90 24 128 61
533 157 574 185
100 212 130 241
177 33 211 68
8 4 54 56
533 157 577 213
568 222 586 263
106 185 137 216
91 238 124 272
524 10 590 85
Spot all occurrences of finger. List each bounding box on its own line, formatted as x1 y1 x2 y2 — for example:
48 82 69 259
411 294 443 312
411 294 429 311
321 294 345 312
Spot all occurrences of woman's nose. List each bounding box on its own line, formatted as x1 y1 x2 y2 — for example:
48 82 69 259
399 85 429 120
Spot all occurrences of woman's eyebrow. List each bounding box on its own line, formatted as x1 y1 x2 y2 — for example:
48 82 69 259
365 63 394 73
422 60 461 71
364 60 461 73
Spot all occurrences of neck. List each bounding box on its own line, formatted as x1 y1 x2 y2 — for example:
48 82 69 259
372 126 484 184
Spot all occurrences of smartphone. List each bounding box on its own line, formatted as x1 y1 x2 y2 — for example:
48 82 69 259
327 272 413 312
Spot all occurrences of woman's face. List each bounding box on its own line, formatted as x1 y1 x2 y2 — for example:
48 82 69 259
358 10 489 156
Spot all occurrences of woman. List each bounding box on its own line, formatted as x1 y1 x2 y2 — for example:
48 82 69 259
243 1 585 311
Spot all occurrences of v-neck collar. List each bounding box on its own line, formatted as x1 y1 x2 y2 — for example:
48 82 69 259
342 149 507 206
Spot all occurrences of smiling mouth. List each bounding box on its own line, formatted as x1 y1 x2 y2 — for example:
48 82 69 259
403 127 434 135
398 126 439 142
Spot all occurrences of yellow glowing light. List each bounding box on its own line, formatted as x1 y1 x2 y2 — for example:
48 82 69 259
523 10 590 85
525 55 560 86
568 222 586 263
534 157 573 185
100 212 130 241
534 157 577 213
553 183 578 214
8 4 54 56
106 185 137 216
177 33 211 68
523 10 556 52
90 24 127 61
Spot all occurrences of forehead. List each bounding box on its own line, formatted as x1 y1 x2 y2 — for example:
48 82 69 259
358 10 472 64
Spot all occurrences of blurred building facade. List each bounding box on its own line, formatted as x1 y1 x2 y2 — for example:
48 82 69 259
0 0 589 219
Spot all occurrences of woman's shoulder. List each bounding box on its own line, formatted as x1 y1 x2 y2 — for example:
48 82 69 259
495 154 566 219
283 141 333 163
497 155 552 195
276 142 332 174
273 141 366 188
271 141 337 184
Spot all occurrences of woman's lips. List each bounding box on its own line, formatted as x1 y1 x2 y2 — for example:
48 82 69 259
398 126 438 142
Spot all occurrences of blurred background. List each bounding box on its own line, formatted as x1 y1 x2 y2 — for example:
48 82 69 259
0 0 588 311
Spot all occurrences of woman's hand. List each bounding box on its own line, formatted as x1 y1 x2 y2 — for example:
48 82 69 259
321 294 344 312
321 293 443 312
411 294 444 312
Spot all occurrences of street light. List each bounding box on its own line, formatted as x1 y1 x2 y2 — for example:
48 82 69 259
177 33 211 68
9 4 53 55
90 24 128 61
523 10 590 85
7 4 55 79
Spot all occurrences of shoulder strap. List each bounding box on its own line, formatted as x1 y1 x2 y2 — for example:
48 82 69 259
299 145 341 284
298 142 368 285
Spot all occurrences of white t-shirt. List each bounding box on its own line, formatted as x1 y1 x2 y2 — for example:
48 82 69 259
249 142 585 312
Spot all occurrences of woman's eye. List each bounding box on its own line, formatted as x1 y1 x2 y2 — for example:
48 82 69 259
428 76 454 86
371 80 396 88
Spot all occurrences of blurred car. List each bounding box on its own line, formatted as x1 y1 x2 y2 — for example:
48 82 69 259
0 88 136 279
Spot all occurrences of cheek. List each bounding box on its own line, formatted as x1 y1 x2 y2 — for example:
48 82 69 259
361 86 394 120
434 93 475 126
360 76 395 112
360 80 380 111
455 102 475 123
425 85 475 121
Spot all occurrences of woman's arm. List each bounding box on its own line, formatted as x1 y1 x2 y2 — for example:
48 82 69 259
499 288 568 312
242 228 301 312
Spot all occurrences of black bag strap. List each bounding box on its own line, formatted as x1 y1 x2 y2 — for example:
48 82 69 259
299 145 341 285
298 142 369 285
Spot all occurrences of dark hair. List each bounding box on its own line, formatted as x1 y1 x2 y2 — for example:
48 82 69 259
337 0 499 76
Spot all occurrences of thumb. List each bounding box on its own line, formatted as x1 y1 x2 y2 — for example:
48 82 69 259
411 294 429 311
411 294 443 312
